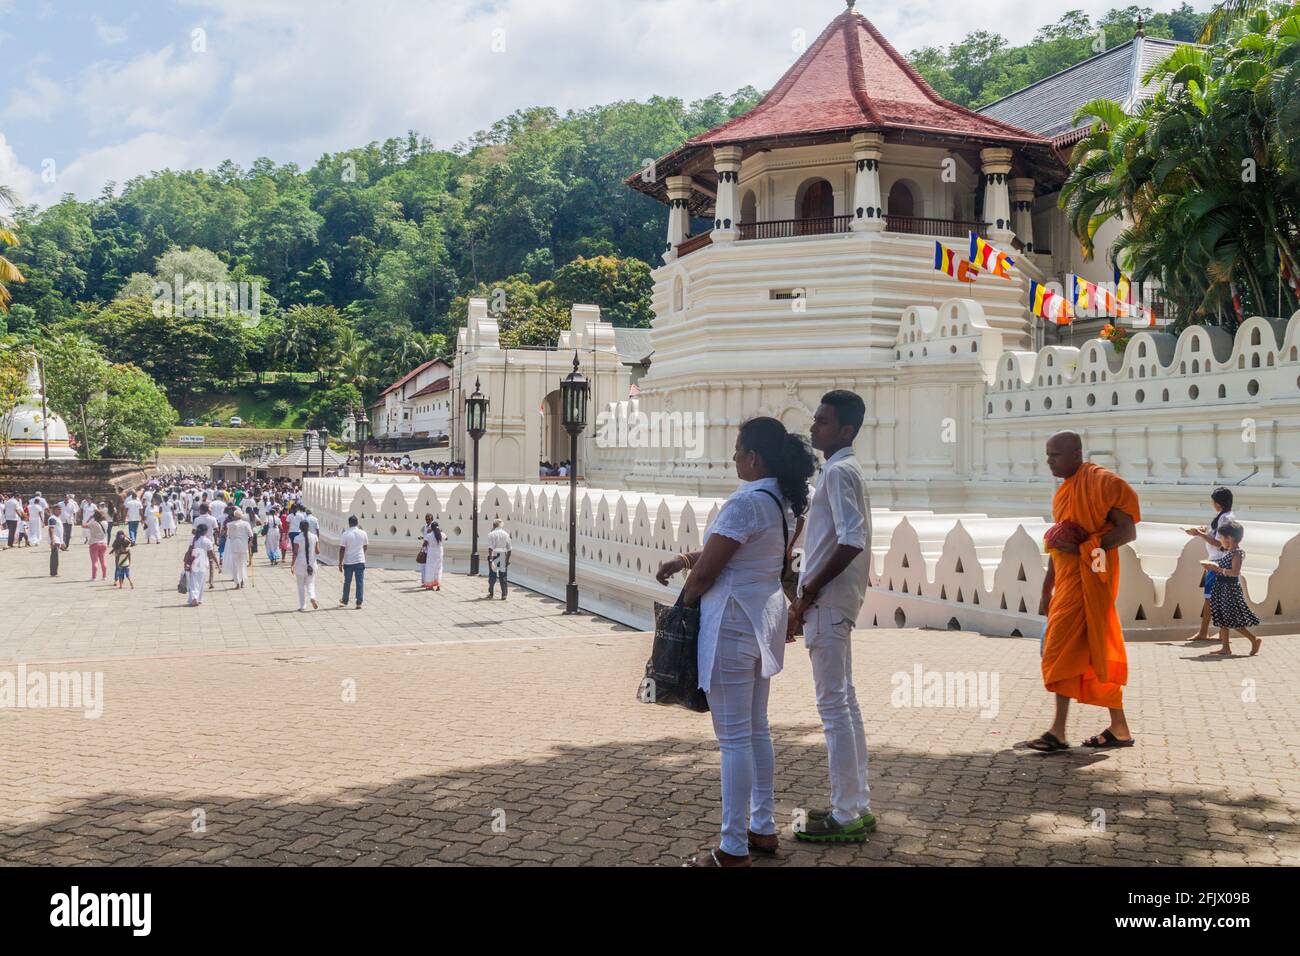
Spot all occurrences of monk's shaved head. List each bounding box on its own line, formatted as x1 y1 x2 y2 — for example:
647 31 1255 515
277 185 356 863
1048 430 1083 451
1045 431 1085 478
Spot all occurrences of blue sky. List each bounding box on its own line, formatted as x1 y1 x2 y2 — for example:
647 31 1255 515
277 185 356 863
0 0 1212 209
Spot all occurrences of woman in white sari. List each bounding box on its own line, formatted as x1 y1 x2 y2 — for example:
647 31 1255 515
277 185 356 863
224 508 254 588
420 517 444 590
144 496 162 544
160 496 177 538
186 526 217 606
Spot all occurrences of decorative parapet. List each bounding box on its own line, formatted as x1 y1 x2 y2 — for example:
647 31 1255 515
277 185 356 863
302 477 1300 639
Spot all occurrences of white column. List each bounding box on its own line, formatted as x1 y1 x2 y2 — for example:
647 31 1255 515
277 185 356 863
980 147 1014 245
664 175 691 261
1010 177 1036 253
711 145 742 244
851 131 885 233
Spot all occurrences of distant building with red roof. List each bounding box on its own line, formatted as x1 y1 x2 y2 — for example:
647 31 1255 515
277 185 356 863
373 358 452 442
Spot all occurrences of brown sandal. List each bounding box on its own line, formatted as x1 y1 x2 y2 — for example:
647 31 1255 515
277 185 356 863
748 831 779 855
683 848 752 867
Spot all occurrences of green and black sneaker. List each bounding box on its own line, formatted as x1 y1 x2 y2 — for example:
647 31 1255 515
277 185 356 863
796 810 877 842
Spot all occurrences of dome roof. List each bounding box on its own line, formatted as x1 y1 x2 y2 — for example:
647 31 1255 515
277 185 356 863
5 357 76 459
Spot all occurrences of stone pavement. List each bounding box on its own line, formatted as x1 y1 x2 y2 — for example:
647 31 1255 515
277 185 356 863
0 533 1296 866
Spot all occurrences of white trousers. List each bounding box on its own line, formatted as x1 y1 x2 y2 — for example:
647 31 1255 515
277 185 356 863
187 564 208 604
806 608 870 823
295 569 316 609
706 600 776 857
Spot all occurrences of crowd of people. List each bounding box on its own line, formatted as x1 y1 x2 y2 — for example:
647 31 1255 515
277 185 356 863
538 460 573 478
0 470 470 612
364 455 465 477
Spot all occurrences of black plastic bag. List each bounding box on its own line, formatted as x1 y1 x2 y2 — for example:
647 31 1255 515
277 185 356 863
637 596 709 713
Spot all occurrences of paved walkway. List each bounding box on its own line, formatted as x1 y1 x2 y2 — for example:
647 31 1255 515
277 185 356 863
1 533 1296 866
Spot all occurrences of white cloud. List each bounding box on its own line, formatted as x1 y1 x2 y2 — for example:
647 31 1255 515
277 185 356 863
13 0 1209 205
3 71 66 122
91 15 129 46
0 133 42 206
78 44 221 135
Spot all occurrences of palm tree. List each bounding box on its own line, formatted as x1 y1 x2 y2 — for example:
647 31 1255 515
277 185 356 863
0 185 26 313
1061 4 1300 324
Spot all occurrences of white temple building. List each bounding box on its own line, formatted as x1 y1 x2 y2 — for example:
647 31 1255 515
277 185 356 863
306 6 1300 639
3 357 75 460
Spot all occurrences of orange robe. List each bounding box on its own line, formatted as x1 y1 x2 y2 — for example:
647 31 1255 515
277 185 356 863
1042 462 1141 708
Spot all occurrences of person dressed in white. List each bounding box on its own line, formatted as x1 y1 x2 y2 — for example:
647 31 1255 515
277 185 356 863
28 494 45 546
144 497 162 544
485 520 511 599
186 526 217 606
291 518 319 611
224 509 254 589
655 417 816 867
788 391 875 842
161 496 177 538
4 494 20 548
81 498 95 543
420 517 444 591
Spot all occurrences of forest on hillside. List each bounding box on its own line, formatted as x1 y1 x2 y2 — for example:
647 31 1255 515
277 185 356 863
0 5 1203 448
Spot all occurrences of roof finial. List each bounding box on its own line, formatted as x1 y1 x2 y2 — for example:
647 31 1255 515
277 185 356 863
846 0 857 11
1135 14 1145 37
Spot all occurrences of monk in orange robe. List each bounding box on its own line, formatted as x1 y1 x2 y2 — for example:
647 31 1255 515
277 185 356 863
1025 431 1140 752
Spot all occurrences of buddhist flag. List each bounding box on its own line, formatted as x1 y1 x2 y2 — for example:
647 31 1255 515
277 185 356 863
934 241 979 283
1230 281 1245 322
1029 280 1072 325
1114 266 1132 311
969 233 1015 279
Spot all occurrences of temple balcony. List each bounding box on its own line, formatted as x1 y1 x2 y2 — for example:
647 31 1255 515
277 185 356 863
674 215 994 258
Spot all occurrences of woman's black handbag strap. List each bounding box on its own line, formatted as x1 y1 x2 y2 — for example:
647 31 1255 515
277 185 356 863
755 488 789 580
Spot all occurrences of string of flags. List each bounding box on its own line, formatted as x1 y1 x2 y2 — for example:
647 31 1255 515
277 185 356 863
1029 279 1072 325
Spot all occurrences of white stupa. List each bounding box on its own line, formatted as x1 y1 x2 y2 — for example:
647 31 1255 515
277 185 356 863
5 358 76 459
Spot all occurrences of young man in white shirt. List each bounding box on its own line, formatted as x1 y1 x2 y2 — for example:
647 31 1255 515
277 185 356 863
789 390 875 842
3 494 19 548
337 515 369 609
124 492 142 543
47 504 67 576
486 519 511 600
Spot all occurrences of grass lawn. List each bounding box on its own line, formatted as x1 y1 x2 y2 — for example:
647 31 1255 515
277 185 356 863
177 379 317 430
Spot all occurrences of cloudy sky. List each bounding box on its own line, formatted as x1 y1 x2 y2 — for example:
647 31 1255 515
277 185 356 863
1 0 1208 208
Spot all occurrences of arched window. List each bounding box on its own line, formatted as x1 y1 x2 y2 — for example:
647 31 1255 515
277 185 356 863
796 178 834 234
740 190 756 225
887 180 915 218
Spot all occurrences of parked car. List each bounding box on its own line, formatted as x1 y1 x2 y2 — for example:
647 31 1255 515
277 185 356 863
182 418 197 427
229 416 243 427
209 420 223 427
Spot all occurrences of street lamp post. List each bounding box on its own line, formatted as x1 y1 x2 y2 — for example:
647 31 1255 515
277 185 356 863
464 378 488 576
560 352 589 614
303 430 316 483
317 429 329 477
355 406 370 478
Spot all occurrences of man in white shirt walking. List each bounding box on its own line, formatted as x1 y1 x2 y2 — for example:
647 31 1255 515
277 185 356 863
337 515 369 609
3 494 19 548
486 519 511 600
28 493 46 546
124 492 142 543
789 390 875 843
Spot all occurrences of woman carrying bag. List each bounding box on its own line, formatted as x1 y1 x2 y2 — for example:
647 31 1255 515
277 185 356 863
654 416 815 868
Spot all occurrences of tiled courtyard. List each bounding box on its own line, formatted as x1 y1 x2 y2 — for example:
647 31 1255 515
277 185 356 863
1 533 1295 866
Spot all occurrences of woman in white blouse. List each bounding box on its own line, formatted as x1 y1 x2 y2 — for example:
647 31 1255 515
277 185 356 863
655 416 816 867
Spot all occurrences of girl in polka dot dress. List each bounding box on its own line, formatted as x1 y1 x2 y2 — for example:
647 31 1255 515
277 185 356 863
1200 518 1262 657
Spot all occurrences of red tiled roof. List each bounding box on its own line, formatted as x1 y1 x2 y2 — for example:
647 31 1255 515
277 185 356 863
409 376 450 399
692 11 1047 147
380 358 449 397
